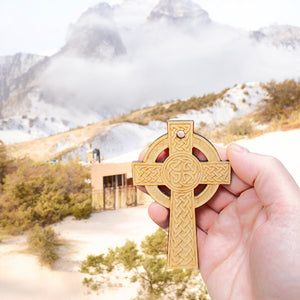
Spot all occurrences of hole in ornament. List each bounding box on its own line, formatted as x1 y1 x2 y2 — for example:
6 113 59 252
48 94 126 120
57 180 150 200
192 147 207 161
193 147 207 196
176 130 185 139
158 185 171 197
156 148 169 162
156 149 170 196
194 184 207 196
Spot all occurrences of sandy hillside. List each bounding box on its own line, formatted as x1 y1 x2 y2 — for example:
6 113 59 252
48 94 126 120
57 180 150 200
0 129 299 300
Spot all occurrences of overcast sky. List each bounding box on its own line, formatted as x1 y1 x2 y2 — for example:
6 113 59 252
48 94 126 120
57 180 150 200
0 0 300 56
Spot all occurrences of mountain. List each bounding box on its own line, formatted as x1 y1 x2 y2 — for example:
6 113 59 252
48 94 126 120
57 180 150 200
250 25 300 49
148 0 211 24
1 0 300 146
0 2 127 143
0 52 45 106
59 2 126 59
0 51 102 143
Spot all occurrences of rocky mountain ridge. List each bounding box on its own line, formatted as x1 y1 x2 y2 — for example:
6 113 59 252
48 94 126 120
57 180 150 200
0 53 45 105
148 0 211 23
251 24 300 49
60 2 126 59
6 81 269 162
1 0 300 146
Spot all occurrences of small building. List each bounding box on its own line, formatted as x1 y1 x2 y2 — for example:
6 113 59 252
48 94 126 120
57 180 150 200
87 147 101 164
91 160 150 211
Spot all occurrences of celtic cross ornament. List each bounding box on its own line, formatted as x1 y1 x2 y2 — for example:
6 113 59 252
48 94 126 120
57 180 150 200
132 120 231 269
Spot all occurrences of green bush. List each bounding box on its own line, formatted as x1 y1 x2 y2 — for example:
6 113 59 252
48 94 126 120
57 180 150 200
0 159 92 234
72 201 92 220
140 226 167 256
115 240 141 271
80 228 209 299
27 225 60 267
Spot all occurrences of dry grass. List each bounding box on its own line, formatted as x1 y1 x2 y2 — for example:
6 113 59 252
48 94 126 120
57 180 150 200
5 80 300 161
111 89 229 125
5 89 227 161
6 119 113 161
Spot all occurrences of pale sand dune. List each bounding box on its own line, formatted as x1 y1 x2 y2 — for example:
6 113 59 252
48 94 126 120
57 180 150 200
0 129 299 299
0 206 158 300
236 129 300 186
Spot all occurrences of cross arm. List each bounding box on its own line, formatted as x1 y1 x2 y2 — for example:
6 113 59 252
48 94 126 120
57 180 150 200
199 161 231 185
132 162 164 186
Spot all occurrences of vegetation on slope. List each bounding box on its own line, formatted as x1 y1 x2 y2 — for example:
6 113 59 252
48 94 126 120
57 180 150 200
202 80 300 144
0 152 92 234
5 79 300 161
255 79 300 129
112 89 229 125
80 228 209 299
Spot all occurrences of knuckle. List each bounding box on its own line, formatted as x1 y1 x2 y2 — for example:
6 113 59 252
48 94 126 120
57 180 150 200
265 155 283 169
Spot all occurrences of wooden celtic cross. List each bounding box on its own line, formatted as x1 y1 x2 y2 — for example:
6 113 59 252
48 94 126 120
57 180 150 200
132 120 231 269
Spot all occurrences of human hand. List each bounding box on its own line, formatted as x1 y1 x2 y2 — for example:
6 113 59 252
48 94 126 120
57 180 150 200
145 143 300 300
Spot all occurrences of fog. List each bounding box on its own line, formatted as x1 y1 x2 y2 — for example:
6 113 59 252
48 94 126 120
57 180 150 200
40 2 300 118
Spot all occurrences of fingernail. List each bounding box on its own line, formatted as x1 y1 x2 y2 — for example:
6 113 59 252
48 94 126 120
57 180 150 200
229 143 249 154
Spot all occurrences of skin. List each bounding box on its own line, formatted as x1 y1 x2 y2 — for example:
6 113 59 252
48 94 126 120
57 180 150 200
142 143 300 300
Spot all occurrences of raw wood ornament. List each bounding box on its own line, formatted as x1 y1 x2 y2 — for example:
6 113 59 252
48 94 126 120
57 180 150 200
132 120 231 269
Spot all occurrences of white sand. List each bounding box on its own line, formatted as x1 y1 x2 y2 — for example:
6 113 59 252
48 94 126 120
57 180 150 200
235 129 300 186
0 129 299 299
0 206 158 300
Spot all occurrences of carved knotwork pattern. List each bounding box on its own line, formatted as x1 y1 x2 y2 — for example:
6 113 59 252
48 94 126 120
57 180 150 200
163 154 200 191
134 165 162 185
169 191 197 268
201 163 230 184
170 124 192 153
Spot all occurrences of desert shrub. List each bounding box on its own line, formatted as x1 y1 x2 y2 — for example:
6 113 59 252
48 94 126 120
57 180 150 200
115 240 142 271
0 159 92 234
227 119 253 136
140 226 167 256
0 141 16 186
27 225 60 267
81 253 113 275
0 141 8 185
72 201 92 220
257 79 300 122
80 228 209 299
223 119 255 144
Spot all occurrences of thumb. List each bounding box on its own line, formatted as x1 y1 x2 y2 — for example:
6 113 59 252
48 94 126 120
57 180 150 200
227 143 300 208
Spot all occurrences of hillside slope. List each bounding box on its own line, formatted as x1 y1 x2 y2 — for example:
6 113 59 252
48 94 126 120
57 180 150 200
6 79 300 162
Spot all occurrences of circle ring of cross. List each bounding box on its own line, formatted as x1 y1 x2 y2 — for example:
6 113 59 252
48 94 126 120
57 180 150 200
142 129 221 209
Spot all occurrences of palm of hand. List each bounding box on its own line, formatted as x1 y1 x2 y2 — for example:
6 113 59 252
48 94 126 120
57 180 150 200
197 186 267 300
197 183 299 300
148 146 300 300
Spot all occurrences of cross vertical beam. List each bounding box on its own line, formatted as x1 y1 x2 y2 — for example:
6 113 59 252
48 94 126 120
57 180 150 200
166 121 198 268
169 190 197 268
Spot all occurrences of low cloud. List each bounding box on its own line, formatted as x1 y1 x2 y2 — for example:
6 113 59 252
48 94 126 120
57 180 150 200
40 8 300 119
